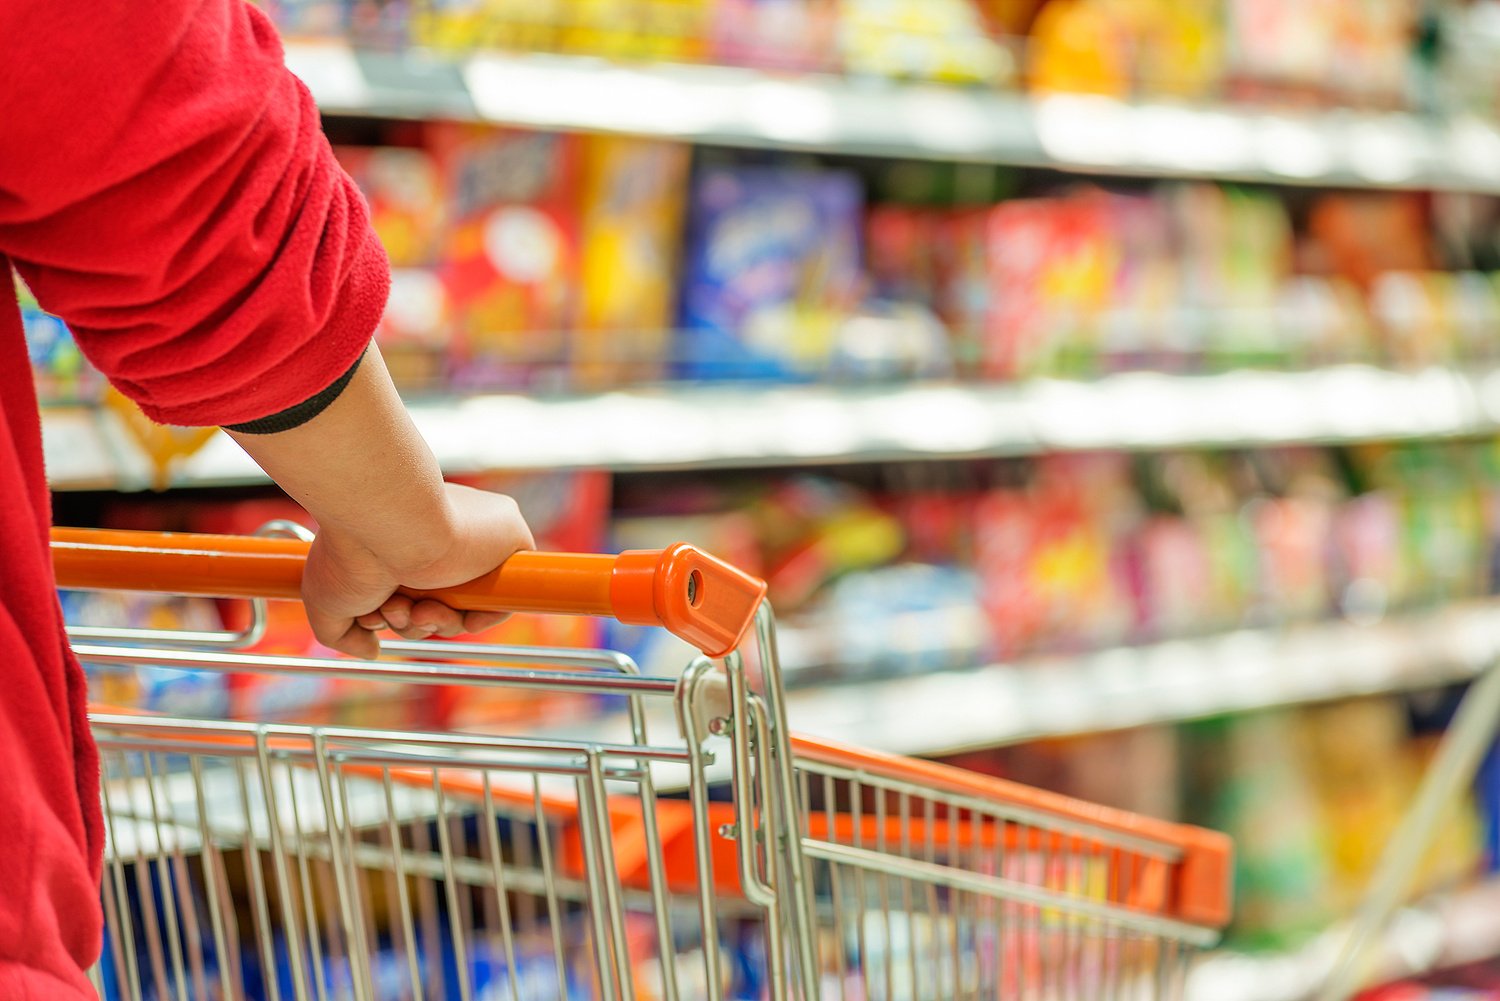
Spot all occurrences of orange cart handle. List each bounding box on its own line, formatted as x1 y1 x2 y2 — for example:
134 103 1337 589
52 528 767 658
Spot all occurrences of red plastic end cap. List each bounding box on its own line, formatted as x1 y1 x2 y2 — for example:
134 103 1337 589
610 545 768 658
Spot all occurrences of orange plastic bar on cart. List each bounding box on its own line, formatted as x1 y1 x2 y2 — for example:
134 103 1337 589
52 527 766 658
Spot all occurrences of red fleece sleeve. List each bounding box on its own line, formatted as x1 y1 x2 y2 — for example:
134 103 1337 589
0 0 388 427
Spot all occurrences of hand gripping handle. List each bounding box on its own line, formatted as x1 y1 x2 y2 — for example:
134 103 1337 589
51 528 767 658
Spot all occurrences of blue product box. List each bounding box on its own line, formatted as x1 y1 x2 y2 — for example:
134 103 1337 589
677 166 863 381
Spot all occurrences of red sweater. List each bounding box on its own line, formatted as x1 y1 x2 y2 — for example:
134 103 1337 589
0 2 389 995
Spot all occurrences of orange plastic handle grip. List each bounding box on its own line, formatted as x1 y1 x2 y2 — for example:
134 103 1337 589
51 528 767 658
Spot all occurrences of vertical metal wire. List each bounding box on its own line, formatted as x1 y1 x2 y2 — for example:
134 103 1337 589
236 757 281 1001
633 768 680 1001
922 796 940 1001
140 753 192 1001
969 807 986 996
873 790 892 1001
448 806 477 971
574 773 618 1001
312 736 366 1001
409 807 443 1000
824 773 849 1001
513 813 537 935
994 811 1007 1001
532 777 572 999
676 660 726 1001
897 793 917 1001
946 803 961 1000
255 735 310 1000
284 760 329 1001
314 848 345 998
850 778 868 994
431 774 475 1001
100 760 144 1001
480 773 522 1001
381 768 423 1001
124 760 170 1001
189 757 239 1001
333 763 375 1001
587 753 638 1001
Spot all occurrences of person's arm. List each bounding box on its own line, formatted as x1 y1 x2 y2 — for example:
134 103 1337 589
227 345 533 657
0 0 531 655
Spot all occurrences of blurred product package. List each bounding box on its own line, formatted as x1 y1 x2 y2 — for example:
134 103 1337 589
259 0 1435 108
427 123 583 389
576 135 691 387
601 441 1500 680
334 127 690 391
676 164 865 380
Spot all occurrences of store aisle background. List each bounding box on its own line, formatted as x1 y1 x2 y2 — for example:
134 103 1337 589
25 2 1500 998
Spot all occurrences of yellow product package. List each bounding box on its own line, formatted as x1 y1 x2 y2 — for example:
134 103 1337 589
576 135 691 387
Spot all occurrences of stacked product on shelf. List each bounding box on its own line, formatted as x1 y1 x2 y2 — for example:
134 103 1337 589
259 0 1441 110
26 122 1500 395
600 440 1500 679
328 126 690 392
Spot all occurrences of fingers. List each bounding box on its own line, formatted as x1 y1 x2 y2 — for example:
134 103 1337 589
333 596 509 648
407 598 466 638
307 602 381 659
462 610 511 634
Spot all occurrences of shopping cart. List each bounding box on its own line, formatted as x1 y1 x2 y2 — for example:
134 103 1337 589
53 525 1232 1001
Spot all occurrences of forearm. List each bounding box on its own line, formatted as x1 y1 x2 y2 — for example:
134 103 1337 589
226 344 450 571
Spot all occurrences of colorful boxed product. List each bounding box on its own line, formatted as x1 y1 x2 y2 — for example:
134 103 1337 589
428 123 582 388
984 193 1115 379
335 144 453 387
557 0 714 61
14 273 100 404
258 0 346 36
1027 0 1134 97
409 0 563 54
59 589 232 717
838 0 1014 84
677 165 863 380
576 135 691 387
711 0 839 72
335 145 447 268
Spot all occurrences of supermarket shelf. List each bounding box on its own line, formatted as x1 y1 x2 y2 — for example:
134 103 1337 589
42 365 1500 490
1187 875 1500 1001
287 43 1500 193
544 599 1500 762
780 599 1500 756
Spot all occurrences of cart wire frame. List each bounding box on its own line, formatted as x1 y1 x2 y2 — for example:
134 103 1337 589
55 525 1232 1001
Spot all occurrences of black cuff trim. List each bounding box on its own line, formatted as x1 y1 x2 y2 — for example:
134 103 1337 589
224 349 366 434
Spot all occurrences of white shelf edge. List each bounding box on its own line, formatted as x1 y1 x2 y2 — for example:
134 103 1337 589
542 599 1500 769
43 365 1500 490
777 599 1500 758
1188 876 1500 1001
284 43 1500 194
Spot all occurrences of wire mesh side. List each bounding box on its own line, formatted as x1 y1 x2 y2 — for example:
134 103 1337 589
90 718 772 1001
788 756 1210 1001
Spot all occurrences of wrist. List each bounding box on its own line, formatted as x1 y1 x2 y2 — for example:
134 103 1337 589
313 477 459 580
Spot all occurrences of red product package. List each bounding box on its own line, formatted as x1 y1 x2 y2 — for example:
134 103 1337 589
426 124 582 388
866 205 943 308
975 490 1043 658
